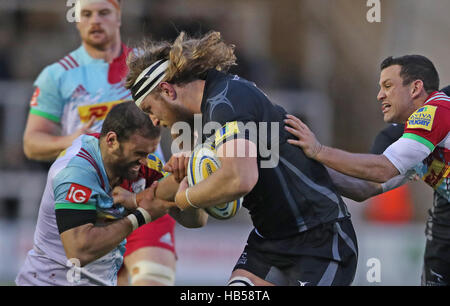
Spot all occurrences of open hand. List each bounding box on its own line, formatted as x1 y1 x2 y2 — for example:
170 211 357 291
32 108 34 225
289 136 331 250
138 181 171 221
284 114 323 159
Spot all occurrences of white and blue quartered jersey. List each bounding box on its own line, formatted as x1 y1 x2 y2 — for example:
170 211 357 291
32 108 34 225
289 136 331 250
28 44 165 160
16 135 125 286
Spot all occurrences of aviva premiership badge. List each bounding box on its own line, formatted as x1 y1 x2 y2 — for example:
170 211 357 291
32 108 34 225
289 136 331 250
215 121 240 147
407 105 437 131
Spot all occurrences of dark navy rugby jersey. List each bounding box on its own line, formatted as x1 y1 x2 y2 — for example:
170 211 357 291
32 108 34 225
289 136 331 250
199 69 350 239
370 124 404 154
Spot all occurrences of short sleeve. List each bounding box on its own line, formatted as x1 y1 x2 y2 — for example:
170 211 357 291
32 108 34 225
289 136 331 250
29 65 65 123
402 104 449 151
53 167 100 211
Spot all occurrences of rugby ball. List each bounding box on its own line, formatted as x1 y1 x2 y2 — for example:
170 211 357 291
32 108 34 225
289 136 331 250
187 145 243 220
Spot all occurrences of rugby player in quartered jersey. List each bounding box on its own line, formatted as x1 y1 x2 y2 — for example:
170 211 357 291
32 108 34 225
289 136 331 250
22 0 176 286
16 102 207 286
285 55 450 285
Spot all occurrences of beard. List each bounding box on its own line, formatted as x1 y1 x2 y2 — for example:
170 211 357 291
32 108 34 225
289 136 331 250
112 160 141 182
84 35 110 51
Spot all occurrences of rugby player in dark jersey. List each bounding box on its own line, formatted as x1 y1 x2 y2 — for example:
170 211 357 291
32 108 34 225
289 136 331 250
123 31 388 286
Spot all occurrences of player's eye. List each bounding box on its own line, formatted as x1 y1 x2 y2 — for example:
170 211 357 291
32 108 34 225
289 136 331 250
81 10 91 18
99 9 111 16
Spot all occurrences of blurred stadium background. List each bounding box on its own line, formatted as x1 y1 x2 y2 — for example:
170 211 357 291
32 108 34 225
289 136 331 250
1 0 448 285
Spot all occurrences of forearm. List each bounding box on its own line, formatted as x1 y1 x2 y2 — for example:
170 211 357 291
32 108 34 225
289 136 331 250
61 218 133 266
326 167 382 202
133 176 179 207
178 168 250 209
169 206 208 228
316 146 399 183
154 175 179 201
23 131 76 161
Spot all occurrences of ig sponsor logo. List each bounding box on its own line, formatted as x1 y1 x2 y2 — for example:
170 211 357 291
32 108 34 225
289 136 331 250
66 183 92 204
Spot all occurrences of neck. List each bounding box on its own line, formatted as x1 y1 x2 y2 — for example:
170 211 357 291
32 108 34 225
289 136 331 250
178 80 206 114
413 91 433 110
83 33 122 63
401 92 432 123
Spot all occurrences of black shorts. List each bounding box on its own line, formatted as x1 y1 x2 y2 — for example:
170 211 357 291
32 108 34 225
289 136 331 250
422 238 450 286
233 218 358 286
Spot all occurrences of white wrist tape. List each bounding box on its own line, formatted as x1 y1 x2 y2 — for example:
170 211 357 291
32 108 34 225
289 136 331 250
127 214 139 231
185 188 200 209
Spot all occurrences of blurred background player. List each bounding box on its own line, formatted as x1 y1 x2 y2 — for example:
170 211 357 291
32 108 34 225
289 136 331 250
124 31 371 286
285 55 450 286
21 0 176 286
16 102 206 286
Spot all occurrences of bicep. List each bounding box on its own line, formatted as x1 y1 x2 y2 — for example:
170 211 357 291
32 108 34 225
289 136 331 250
24 113 61 137
217 138 258 187
59 217 96 258
383 137 430 175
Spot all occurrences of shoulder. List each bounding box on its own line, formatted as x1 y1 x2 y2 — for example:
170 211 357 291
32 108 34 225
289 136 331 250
36 49 82 83
204 73 263 123
406 101 449 133
424 92 450 111
55 52 80 72
55 136 102 183
52 164 99 195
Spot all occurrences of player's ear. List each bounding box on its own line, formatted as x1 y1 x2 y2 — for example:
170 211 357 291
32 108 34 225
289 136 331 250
411 80 424 99
105 131 120 150
159 82 177 100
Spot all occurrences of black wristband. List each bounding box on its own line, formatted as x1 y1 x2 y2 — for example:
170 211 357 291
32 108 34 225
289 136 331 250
132 209 146 228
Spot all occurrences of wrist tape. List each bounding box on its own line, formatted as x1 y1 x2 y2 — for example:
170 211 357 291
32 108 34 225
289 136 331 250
127 207 152 231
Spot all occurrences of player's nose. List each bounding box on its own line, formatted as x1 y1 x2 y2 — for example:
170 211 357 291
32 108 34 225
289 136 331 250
377 89 386 102
90 11 102 24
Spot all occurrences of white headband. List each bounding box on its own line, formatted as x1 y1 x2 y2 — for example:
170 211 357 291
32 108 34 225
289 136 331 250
131 60 169 108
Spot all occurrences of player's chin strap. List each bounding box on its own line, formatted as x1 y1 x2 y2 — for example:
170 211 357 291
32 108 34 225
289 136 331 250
130 261 175 286
227 276 255 286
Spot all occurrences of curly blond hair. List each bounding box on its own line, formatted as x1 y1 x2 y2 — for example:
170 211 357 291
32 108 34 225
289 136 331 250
125 31 237 91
